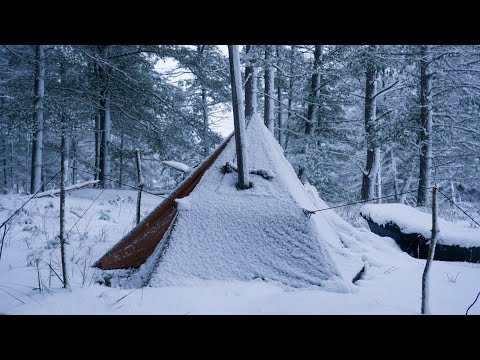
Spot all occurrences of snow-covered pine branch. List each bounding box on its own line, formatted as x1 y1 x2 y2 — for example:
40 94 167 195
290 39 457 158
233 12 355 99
162 161 192 173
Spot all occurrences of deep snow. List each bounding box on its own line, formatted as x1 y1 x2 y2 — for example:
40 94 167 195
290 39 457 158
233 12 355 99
1 187 480 314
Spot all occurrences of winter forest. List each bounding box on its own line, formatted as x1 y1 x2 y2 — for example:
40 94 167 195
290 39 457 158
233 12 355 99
1 45 479 315
1 45 479 205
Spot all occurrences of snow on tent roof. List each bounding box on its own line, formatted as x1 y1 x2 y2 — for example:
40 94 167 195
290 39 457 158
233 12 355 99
360 203 480 247
96 114 352 289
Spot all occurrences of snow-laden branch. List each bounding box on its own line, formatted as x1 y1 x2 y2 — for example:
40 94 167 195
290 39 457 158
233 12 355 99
162 161 192 173
34 180 99 198
372 80 403 100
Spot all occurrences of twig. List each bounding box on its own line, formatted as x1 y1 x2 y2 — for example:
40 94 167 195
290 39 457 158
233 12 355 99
384 266 400 274
0 284 41 304
42 260 64 285
0 286 25 304
111 288 137 306
466 290 480 315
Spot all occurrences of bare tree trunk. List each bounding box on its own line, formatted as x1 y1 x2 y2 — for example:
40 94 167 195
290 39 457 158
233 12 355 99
9 140 13 191
94 113 100 181
450 181 456 203
376 148 382 203
277 84 285 150
71 137 77 185
244 45 258 119
421 186 439 314
118 131 124 189
276 46 285 150
135 149 143 225
391 148 399 201
361 46 378 200
41 162 45 192
264 46 275 134
59 110 69 289
228 45 250 190
93 60 100 182
285 46 296 152
197 45 210 156
399 169 413 204
298 45 322 183
31 45 45 194
2 139 7 192
306 45 322 135
98 45 111 188
25 134 30 192
201 86 209 155
417 45 433 207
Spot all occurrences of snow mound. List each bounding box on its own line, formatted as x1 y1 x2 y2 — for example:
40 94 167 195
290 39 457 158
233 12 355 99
360 203 480 247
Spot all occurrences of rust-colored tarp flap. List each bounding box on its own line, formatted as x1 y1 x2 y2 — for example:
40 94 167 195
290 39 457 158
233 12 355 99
94 133 234 270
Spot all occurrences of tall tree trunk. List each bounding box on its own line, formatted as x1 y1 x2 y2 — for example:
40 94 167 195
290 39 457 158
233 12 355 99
118 131 124 189
285 46 296 152
399 165 414 204
306 45 322 134
277 85 285 150
135 149 143 225
361 46 378 201
276 46 285 150
391 148 399 201
417 45 433 207
245 45 258 119
94 113 100 181
450 181 456 203
59 109 69 288
71 137 77 185
93 61 100 183
25 134 30 192
376 148 382 203
298 45 322 183
197 45 210 156
201 86 209 155
2 139 7 192
228 45 250 190
264 46 275 133
41 161 45 192
9 140 13 190
98 45 111 188
30 45 45 194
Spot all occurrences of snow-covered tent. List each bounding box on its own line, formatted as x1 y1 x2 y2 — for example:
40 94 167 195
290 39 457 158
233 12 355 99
95 115 364 289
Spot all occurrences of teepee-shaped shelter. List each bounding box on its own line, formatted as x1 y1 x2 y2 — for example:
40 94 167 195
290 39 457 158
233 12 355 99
95 115 355 289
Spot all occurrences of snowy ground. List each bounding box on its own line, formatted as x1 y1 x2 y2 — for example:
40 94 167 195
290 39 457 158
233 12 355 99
1 189 479 315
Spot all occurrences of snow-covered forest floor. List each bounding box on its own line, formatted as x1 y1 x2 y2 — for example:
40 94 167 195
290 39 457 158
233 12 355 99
1 189 479 315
